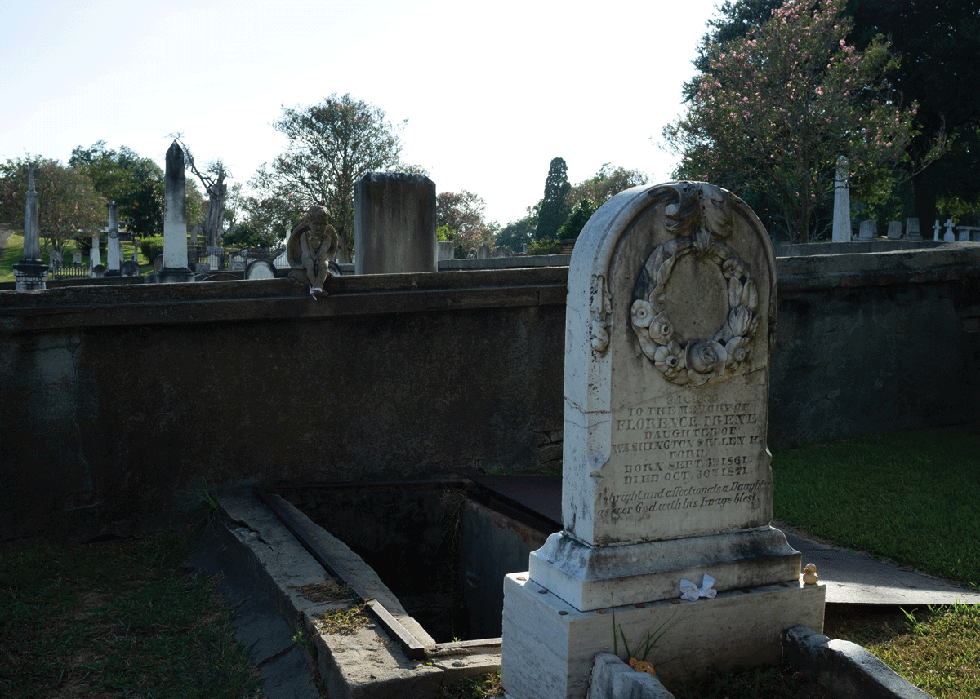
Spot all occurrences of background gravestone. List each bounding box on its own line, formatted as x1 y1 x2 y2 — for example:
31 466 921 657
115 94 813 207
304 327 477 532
887 221 903 239
245 260 275 279
437 240 454 261
501 182 824 699
858 219 876 240
120 260 141 277
354 172 436 275
905 217 921 240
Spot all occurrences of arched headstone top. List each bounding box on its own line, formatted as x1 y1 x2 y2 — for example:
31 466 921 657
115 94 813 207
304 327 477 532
563 181 778 546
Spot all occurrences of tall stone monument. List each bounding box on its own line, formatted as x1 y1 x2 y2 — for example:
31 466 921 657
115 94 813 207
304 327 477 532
354 172 436 274
105 201 121 276
501 182 824 699
156 141 195 283
831 155 851 243
13 163 47 290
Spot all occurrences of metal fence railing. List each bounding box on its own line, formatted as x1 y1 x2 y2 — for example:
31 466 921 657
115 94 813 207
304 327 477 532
187 245 288 271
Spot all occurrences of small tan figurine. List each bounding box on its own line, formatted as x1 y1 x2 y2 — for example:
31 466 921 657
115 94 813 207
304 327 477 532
802 563 819 585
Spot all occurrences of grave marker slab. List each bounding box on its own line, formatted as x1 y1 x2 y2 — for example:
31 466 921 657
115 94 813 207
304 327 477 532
887 221 902 239
858 219 876 240
354 172 436 274
501 182 824 699
904 217 921 241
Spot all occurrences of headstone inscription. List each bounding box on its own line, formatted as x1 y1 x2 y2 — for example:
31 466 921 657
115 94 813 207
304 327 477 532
831 156 851 243
156 141 195 283
353 172 437 275
73 250 83 265
13 163 48 290
887 221 902 239
500 182 825 699
437 240 455 261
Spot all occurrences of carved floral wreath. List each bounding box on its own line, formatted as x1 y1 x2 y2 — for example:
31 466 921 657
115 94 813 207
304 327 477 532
630 228 759 386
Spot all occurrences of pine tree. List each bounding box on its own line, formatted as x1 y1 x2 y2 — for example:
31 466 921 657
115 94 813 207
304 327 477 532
535 157 571 241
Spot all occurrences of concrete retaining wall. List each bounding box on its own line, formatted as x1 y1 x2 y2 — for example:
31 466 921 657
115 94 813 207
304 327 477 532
1 243 978 539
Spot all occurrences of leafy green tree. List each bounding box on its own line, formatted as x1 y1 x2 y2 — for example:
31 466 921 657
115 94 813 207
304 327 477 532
436 190 496 257
222 220 279 249
557 199 597 240
663 0 933 243
0 157 105 253
848 0 980 226
69 141 164 235
495 206 538 253
536 157 571 241
249 93 415 262
565 164 648 211
686 0 978 228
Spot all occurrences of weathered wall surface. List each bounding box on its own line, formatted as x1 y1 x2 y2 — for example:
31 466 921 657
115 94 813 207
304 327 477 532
1 244 978 539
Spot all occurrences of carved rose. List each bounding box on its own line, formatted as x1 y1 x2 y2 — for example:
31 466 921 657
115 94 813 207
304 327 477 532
648 311 674 344
631 299 655 328
686 341 729 385
654 341 685 379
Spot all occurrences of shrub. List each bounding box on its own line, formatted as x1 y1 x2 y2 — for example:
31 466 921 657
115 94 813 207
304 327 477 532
527 238 562 255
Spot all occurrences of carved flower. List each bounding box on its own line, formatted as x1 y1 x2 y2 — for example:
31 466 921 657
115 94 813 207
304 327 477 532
654 340 685 379
740 279 758 310
686 340 729 385
648 311 674 345
725 307 752 339
631 299 655 328
726 336 750 370
694 228 712 256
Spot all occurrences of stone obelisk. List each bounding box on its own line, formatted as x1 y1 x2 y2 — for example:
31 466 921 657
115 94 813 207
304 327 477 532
156 141 195 283
831 156 851 243
13 163 48 290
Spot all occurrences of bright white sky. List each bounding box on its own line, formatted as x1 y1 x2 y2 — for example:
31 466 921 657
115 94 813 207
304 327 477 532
0 0 721 226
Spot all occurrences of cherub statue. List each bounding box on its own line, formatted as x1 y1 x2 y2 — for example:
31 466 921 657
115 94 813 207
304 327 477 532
287 205 338 298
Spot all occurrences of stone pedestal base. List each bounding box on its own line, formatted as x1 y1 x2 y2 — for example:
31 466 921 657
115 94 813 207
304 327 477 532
501 574 825 699
530 526 801 611
150 267 196 284
13 260 48 290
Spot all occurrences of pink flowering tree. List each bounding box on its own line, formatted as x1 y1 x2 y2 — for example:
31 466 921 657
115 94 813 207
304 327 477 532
436 190 497 257
662 0 938 243
0 157 106 254
248 94 421 261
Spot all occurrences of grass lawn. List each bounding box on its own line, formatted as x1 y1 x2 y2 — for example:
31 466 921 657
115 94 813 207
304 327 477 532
671 425 980 699
0 526 263 699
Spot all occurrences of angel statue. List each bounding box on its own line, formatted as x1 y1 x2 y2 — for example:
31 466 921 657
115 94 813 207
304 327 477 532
287 205 338 298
